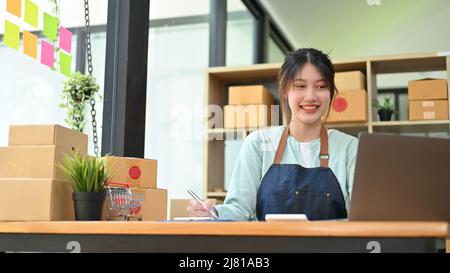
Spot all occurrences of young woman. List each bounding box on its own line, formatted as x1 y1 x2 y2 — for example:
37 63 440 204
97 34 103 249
188 48 358 221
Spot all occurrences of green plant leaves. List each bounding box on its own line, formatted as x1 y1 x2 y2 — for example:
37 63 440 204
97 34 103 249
373 97 395 112
61 72 100 132
58 151 111 193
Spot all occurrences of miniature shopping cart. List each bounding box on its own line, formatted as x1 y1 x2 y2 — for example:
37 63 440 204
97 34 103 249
106 181 144 221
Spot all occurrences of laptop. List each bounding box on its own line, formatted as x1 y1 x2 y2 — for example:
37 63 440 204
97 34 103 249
349 132 450 221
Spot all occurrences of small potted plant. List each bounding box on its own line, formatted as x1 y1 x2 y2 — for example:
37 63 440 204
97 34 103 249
59 151 110 221
374 97 396 121
59 72 100 132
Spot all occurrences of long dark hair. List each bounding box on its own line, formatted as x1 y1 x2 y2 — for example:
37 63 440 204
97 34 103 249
278 48 337 124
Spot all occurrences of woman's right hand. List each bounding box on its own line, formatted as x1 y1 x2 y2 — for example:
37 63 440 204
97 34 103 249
186 199 215 217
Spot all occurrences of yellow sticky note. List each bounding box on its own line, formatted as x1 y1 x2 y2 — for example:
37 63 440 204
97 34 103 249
23 31 37 59
4 20 20 50
24 0 39 28
43 12 58 41
7 0 22 18
59 51 72 77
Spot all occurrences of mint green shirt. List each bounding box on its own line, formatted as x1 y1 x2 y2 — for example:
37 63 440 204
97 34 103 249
215 126 359 221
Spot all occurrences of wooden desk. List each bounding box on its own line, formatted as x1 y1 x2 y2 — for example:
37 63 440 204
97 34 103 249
0 221 447 253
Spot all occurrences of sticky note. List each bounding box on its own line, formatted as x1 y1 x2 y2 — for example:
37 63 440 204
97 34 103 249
59 51 72 77
24 0 39 28
59 27 72 53
23 31 37 59
7 0 22 18
43 12 58 41
4 20 20 50
41 41 54 67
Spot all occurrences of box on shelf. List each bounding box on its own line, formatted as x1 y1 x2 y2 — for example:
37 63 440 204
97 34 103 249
228 85 275 106
103 188 167 221
334 71 366 91
327 90 368 123
224 104 271 128
0 178 74 221
8 124 88 154
408 79 448 101
0 145 79 180
105 156 157 189
409 100 449 120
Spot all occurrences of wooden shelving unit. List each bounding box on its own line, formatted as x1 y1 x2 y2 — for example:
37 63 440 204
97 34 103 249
204 52 450 200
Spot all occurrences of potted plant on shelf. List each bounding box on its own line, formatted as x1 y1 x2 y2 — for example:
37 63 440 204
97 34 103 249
59 72 100 132
59 151 111 221
374 97 396 121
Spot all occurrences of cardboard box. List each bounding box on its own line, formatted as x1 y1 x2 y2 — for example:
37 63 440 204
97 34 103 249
408 79 448 101
105 156 157 189
0 178 74 221
327 90 368 122
0 145 79 180
335 71 366 91
170 199 191 220
8 124 88 154
228 85 275 106
133 188 167 221
103 188 167 221
409 100 449 120
224 104 271 128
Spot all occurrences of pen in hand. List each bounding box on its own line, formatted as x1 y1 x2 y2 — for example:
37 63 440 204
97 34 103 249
187 189 219 219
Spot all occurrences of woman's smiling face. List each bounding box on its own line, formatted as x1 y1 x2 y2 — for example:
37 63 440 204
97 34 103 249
287 62 331 125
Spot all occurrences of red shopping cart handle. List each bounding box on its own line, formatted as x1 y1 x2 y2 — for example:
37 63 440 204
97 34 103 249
107 181 132 188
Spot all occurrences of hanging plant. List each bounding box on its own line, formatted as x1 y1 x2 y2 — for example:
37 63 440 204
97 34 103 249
59 72 100 132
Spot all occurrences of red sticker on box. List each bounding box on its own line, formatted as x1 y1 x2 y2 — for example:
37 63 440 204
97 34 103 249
332 97 348 112
129 166 141 179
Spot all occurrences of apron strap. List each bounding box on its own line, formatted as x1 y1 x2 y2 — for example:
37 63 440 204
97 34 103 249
319 125 329 168
273 125 329 168
273 127 290 164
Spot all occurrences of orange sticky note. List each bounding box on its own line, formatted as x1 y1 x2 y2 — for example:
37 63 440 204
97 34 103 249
7 0 22 18
23 31 37 59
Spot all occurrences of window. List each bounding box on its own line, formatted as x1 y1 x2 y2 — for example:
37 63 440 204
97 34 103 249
226 0 256 66
0 35 77 146
145 21 209 199
268 36 285 63
0 1 108 155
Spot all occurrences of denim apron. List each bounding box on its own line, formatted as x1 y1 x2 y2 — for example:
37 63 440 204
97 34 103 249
256 126 347 221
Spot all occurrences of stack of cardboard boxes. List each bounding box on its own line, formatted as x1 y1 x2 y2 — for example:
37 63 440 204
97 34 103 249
103 156 167 221
224 85 275 128
0 124 168 222
327 71 368 122
408 79 449 121
0 125 87 221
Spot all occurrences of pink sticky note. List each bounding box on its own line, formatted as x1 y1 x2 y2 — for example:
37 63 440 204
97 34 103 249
59 26 72 53
41 41 54 67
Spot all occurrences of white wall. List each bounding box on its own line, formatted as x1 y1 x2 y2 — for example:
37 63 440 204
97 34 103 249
260 0 450 59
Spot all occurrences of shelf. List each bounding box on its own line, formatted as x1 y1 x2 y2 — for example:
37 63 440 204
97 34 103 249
207 63 280 83
325 122 369 128
207 126 280 140
372 120 450 134
207 128 246 138
208 128 247 134
204 52 450 201
370 53 448 74
210 123 368 132
325 122 369 137
373 120 449 126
